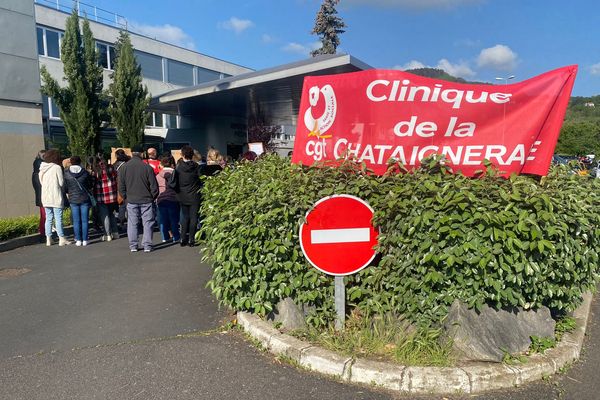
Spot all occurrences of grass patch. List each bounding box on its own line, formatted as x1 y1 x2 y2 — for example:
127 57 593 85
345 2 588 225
291 310 454 367
0 209 72 242
555 316 577 341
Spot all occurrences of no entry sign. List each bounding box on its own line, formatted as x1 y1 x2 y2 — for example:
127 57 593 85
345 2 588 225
299 195 378 276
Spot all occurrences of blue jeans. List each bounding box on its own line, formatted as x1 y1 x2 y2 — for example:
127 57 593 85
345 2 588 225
158 201 180 242
127 202 154 250
44 207 64 238
71 202 90 241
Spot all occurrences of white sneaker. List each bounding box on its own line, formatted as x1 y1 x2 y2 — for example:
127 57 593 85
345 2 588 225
59 236 71 246
82 241 88 246
46 236 52 246
106 235 112 242
75 241 82 247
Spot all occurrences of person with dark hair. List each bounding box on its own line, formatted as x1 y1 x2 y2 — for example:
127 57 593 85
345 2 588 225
174 145 201 247
93 155 119 242
156 155 180 243
39 149 70 246
118 145 159 252
64 156 92 246
32 150 46 238
113 149 130 231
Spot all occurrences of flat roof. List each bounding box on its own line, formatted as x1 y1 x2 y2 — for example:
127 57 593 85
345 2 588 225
149 54 372 120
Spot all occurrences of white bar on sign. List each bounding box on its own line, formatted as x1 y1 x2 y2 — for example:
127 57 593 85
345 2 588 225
311 228 370 244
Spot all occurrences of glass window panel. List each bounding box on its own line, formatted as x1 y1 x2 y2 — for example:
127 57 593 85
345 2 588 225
135 51 163 81
154 113 163 127
109 46 116 70
46 30 60 58
49 97 60 119
41 95 49 117
145 112 153 126
97 43 108 69
196 67 222 84
167 114 178 128
167 59 193 86
36 27 44 55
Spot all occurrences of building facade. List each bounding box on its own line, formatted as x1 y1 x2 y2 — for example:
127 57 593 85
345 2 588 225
0 0 252 218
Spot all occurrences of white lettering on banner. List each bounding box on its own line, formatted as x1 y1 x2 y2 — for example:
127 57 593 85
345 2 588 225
366 79 512 109
332 138 539 167
306 139 327 161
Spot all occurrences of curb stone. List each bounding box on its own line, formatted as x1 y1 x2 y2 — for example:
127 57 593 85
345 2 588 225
237 292 593 394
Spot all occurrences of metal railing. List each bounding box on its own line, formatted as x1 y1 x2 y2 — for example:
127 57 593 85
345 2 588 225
34 0 127 30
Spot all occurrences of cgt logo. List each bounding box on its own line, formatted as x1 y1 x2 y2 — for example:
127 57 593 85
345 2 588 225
304 84 337 161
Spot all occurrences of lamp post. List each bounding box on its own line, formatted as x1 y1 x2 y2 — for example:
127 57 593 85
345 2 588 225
495 75 515 85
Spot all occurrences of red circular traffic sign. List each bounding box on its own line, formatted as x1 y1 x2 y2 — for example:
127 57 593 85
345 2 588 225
299 195 378 276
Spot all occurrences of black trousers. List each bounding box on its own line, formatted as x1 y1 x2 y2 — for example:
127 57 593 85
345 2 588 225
180 201 200 245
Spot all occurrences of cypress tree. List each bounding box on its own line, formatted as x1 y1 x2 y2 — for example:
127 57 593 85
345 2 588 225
108 31 150 148
311 0 346 57
40 10 103 160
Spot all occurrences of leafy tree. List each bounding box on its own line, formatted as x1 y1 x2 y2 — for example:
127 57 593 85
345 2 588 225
40 10 103 160
108 31 151 148
556 121 600 155
310 0 346 57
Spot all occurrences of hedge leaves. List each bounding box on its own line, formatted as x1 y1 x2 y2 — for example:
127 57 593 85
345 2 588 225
200 155 600 327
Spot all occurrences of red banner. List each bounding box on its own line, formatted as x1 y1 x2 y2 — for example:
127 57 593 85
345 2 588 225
291 66 577 176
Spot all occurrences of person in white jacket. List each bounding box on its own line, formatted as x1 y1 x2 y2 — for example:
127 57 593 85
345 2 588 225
38 149 70 246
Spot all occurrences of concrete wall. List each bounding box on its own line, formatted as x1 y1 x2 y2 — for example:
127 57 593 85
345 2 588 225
0 0 45 218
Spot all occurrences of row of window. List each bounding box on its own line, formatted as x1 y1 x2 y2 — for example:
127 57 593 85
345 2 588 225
36 25 228 86
42 95 178 128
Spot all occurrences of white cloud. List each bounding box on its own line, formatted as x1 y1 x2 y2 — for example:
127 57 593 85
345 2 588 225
128 21 195 49
393 58 475 79
477 44 518 71
262 34 275 43
220 17 254 34
437 58 476 78
590 63 600 76
346 0 482 10
393 60 426 70
282 41 321 56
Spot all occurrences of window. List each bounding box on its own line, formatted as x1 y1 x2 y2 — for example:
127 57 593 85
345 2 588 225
97 43 116 70
41 95 49 117
135 51 163 81
167 59 194 86
167 114 178 129
196 67 222 84
146 112 164 127
97 43 108 69
36 27 44 56
36 26 63 59
45 29 60 58
109 46 116 69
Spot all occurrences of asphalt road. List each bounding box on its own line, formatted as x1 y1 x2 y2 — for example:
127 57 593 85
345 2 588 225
0 233 598 400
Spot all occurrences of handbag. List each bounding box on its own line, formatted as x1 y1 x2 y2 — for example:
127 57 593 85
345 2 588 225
74 176 97 207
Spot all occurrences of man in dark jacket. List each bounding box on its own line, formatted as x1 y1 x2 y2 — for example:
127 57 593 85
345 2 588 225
118 145 159 252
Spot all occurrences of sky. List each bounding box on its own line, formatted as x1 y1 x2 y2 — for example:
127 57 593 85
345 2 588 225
79 0 599 96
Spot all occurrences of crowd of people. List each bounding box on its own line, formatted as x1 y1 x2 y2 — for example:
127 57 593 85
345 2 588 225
32 145 225 252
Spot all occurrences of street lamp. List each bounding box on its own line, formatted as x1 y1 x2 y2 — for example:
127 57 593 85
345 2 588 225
495 75 515 85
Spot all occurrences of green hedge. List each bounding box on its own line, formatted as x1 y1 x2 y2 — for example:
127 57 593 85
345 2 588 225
0 209 72 242
200 155 600 327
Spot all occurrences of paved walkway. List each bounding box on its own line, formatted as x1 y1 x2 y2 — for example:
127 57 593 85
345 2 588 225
0 234 598 399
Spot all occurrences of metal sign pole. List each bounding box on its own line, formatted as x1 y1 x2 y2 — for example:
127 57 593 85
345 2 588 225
334 276 345 331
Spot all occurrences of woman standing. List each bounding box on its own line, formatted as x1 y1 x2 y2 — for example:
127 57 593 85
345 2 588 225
32 150 46 238
175 145 201 247
39 149 69 246
156 155 180 243
64 156 92 246
93 155 119 242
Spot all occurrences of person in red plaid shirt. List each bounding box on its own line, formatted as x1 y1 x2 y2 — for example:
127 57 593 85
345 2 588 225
92 155 119 241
